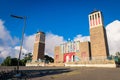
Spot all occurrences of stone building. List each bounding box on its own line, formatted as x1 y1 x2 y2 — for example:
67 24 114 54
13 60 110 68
89 11 109 60
26 10 115 67
32 31 45 62
54 10 109 63
54 41 91 63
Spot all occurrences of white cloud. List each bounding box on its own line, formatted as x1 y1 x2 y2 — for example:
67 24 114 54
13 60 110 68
74 34 90 42
0 19 19 63
45 32 65 57
23 34 35 52
106 20 120 55
14 46 28 54
0 20 19 46
0 46 19 60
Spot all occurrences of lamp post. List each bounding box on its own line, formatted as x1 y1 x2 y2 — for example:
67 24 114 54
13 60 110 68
11 15 26 73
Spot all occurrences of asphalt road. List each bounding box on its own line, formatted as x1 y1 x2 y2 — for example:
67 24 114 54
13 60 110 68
0 66 120 80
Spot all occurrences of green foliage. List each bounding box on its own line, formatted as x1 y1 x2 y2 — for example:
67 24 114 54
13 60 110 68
24 53 32 62
114 52 120 64
1 53 32 66
1 56 11 66
44 55 54 63
116 56 120 63
1 53 54 66
11 58 18 66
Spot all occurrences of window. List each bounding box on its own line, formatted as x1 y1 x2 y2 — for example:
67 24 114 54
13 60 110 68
92 15 94 20
90 16 91 20
95 14 97 19
98 13 100 18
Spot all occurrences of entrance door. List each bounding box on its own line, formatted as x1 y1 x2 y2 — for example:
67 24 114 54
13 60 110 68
66 55 69 62
73 55 75 62
71 55 75 62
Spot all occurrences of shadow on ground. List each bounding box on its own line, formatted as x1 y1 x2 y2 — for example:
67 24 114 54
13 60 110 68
0 68 72 79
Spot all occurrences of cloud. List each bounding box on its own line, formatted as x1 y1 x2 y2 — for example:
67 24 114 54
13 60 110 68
0 20 19 47
0 19 19 63
0 46 18 59
45 32 65 57
0 46 20 64
74 34 90 42
106 20 120 55
23 34 35 52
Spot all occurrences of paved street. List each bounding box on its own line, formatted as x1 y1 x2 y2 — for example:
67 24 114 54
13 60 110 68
0 66 120 80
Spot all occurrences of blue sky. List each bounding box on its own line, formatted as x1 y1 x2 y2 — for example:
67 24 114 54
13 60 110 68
0 0 120 40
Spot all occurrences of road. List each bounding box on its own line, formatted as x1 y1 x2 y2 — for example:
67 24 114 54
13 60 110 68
0 66 120 80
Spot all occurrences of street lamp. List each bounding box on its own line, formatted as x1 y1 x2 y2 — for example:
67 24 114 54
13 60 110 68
11 15 26 73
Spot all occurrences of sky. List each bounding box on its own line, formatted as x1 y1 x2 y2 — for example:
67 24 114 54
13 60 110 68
0 0 120 63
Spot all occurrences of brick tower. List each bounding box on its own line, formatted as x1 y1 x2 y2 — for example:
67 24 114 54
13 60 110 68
89 11 109 60
32 32 45 62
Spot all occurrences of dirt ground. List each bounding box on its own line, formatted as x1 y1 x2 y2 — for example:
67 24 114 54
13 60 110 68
0 66 120 80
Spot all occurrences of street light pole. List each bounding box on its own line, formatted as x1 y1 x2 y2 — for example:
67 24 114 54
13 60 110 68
11 15 26 73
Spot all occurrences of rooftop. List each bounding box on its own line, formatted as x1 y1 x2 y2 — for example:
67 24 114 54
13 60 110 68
90 10 100 14
37 31 45 34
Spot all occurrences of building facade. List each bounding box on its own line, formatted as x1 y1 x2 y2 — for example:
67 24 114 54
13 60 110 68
32 31 45 62
54 10 109 63
54 41 91 63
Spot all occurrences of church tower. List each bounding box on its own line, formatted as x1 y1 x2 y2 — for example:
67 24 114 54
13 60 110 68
89 11 109 60
32 31 45 62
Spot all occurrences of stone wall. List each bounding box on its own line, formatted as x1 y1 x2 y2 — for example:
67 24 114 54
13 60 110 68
32 42 45 62
54 46 63 63
90 26 109 59
79 42 91 61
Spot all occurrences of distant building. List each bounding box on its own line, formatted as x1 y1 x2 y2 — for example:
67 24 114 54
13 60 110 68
32 31 45 62
54 10 109 63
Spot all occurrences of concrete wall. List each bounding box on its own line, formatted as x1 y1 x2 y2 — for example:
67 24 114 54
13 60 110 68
65 64 116 68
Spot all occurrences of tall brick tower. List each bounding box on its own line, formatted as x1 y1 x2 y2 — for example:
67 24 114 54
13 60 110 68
89 10 109 60
32 31 45 62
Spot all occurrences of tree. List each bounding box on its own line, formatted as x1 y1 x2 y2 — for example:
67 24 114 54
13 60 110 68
115 52 120 58
44 55 54 63
1 56 11 66
114 52 120 65
11 58 18 66
1 53 33 66
1 53 54 66
23 53 32 63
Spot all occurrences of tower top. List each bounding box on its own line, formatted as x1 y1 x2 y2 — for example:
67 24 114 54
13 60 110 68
37 31 45 34
90 10 101 14
88 10 103 28
35 31 45 43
